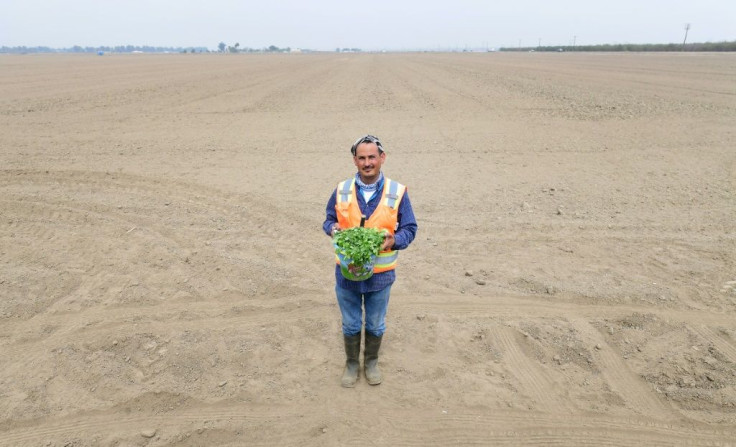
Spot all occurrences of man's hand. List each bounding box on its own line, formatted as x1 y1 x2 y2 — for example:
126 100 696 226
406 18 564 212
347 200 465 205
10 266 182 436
381 232 395 251
331 224 341 237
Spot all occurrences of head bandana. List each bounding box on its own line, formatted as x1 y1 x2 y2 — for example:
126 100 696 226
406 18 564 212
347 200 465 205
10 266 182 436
350 134 384 156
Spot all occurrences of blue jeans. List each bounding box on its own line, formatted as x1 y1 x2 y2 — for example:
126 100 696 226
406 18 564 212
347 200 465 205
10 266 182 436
335 284 392 336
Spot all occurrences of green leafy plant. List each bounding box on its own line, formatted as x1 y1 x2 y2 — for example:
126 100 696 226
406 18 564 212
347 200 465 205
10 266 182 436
333 227 385 268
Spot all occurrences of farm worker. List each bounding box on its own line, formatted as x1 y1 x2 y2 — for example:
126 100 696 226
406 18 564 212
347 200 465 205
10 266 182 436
323 135 418 387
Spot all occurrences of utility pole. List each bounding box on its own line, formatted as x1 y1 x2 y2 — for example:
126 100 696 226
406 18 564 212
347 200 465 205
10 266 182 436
682 23 691 50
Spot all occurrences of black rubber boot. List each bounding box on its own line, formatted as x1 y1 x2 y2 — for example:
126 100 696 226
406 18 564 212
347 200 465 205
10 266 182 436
364 333 383 385
341 334 361 388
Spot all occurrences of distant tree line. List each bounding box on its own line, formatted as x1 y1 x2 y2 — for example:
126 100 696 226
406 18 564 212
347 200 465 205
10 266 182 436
501 41 736 52
1 43 316 54
0 45 209 54
217 42 301 53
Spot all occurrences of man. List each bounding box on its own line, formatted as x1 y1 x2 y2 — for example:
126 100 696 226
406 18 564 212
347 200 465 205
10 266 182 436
323 134 418 387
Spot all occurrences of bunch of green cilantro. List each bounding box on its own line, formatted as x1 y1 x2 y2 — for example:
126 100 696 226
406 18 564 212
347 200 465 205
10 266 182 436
333 227 385 268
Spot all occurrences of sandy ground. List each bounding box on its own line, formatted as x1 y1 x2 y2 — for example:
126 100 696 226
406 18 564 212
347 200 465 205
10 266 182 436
1 52 735 446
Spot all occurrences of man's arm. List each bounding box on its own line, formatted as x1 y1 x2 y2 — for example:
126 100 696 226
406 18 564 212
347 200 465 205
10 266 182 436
323 190 339 236
392 190 417 250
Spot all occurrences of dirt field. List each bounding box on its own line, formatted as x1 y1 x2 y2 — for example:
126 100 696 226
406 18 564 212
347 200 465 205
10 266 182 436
1 51 735 446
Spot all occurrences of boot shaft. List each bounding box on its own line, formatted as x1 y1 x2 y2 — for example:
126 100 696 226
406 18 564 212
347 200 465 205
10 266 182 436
343 334 361 361
363 333 383 362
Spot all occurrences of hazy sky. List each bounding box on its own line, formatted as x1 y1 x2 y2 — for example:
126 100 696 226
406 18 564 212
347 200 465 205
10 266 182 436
2 0 734 50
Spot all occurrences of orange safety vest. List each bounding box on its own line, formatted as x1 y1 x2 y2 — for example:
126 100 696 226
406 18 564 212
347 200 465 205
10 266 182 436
335 177 406 273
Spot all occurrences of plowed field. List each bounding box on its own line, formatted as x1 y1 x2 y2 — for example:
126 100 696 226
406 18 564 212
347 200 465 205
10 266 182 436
1 52 735 446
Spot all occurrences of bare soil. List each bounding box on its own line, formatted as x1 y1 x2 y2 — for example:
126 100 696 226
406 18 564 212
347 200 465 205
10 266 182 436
1 52 735 446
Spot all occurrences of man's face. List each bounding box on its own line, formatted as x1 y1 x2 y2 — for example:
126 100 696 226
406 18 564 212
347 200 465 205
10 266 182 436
353 142 385 183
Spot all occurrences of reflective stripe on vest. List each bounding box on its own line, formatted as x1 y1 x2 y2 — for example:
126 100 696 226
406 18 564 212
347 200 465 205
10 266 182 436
334 177 406 274
383 178 400 209
374 250 399 271
338 180 353 204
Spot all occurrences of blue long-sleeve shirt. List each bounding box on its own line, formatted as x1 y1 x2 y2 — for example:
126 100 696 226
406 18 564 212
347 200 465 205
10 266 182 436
323 175 418 293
